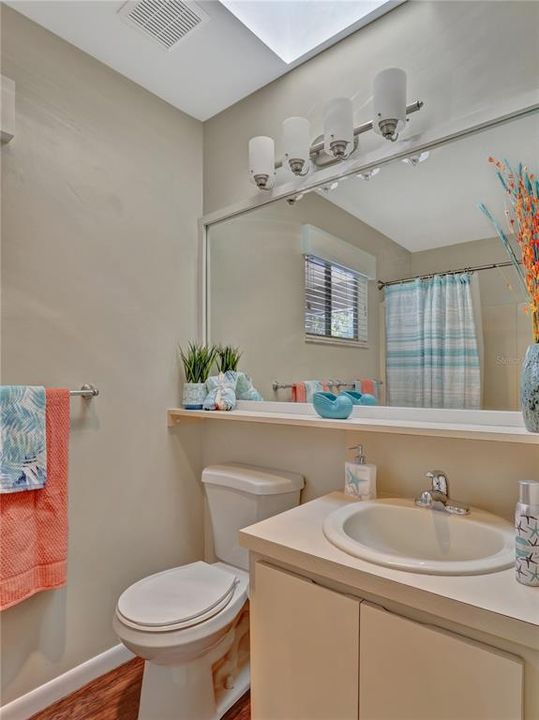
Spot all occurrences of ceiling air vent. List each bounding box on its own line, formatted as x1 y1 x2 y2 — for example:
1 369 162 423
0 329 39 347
118 0 210 51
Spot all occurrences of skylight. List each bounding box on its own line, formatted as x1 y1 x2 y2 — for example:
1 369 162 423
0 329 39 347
219 1 399 65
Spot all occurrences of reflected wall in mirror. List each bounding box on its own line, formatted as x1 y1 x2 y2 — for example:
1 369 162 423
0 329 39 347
208 111 538 410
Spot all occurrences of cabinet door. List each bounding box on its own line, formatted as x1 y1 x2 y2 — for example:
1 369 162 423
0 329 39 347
359 602 523 720
251 561 360 720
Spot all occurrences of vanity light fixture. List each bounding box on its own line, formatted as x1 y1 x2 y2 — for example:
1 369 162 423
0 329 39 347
318 181 340 194
249 136 276 190
357 168 381 181
402 151 430 167
373 68 407 141
324 98 354 159
282 117 311 176
286 192 305 206
248 68 423 191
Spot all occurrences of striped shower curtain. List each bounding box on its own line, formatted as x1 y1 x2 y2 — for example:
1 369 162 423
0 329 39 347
385 273 481 409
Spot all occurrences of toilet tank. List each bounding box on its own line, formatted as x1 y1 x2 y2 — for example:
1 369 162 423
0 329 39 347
202 463 304 571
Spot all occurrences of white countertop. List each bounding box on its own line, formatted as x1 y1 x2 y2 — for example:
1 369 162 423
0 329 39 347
240 493 539 650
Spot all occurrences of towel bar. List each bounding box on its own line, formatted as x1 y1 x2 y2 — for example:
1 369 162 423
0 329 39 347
272 379 383 391
70 384 99 398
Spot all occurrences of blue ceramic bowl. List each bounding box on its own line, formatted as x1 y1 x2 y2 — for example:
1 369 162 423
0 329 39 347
312 392 353 419
359 393 378 406
341 390 363 405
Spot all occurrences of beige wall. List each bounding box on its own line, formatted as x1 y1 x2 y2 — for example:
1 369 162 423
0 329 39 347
201 422 539 522
1 7 204 703
209 193 410 399
410 237 532 410
203 1 539 214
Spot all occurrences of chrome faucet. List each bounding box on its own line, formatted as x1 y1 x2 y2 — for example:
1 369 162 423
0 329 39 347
415 470 469 515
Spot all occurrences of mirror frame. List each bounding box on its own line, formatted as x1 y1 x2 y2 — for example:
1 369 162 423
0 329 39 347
197 91 539 422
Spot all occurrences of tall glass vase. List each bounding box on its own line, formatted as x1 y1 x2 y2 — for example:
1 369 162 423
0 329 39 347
521 343 539 432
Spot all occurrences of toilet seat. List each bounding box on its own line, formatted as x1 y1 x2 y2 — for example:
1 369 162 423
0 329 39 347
117 561 239 632
113 563 249 666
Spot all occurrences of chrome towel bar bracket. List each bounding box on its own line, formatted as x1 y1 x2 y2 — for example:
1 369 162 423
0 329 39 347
70 384 99 398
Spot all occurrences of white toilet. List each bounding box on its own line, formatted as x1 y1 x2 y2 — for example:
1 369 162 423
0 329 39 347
113 463 304 720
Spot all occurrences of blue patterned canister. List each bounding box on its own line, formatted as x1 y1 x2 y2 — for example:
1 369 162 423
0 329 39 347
515 480 539 587
521 343 539 433
182 382 207 410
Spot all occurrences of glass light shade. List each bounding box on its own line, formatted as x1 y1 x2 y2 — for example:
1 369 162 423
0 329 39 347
249 136 275 188
282 117 311 175
373 68 407 139
323 98 354 158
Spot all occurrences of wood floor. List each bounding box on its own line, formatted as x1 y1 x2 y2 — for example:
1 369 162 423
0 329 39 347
30 658 145 720
223 692 250 720
30 657 251 720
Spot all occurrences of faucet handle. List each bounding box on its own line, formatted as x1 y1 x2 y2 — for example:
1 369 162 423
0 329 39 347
425 470 448 496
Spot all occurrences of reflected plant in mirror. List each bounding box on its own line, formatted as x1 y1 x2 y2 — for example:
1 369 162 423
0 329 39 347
207 111 539 413
216 345 242 373
481 158 539 431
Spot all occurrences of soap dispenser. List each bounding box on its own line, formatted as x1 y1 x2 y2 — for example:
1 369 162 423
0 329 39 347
345 445 377 500
515 480 539 587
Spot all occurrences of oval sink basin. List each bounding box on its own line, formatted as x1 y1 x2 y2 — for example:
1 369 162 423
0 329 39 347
323 499 514 575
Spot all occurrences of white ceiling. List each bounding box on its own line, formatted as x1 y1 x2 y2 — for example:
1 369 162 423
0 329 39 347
323 112 539 253
7 0 400 121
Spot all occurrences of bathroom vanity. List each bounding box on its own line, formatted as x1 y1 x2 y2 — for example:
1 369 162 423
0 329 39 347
240 493 539 720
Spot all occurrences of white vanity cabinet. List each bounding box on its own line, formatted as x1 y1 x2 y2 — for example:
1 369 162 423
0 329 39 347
251 561 361 720
359 602 523 720
251 561 524 720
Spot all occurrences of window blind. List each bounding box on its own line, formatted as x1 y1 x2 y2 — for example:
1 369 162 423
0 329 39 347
304 255 368 343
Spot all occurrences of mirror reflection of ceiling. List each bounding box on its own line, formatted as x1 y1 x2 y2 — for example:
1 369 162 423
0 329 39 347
321 113 539 252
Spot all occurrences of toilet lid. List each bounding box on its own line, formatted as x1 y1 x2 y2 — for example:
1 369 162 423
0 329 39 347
117 562 238 630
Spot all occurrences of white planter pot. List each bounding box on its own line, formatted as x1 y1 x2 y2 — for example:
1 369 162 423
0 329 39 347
182 382 207 410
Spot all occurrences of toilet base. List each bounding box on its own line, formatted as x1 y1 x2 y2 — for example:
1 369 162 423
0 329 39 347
214 663 250 719
138 660 250 720
137 625 250 720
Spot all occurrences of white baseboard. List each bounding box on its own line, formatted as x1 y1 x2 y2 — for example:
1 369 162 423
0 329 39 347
0 644 135 720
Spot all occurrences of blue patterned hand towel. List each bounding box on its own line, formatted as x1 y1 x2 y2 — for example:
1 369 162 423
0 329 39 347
0 386 47 493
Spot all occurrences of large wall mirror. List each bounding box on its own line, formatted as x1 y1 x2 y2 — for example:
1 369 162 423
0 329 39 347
207 110 538 411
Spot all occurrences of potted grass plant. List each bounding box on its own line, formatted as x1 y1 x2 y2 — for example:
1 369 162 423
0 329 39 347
212 344 263 402
216 345 242 373
178 342 217 409
480 158 539 431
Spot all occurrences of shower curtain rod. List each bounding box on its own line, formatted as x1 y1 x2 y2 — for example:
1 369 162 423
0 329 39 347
377 260 517 289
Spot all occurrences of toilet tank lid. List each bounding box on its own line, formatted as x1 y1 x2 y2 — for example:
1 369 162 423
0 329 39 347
202 463 304 495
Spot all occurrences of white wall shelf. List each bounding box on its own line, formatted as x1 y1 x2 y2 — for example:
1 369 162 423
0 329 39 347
167 402 539 445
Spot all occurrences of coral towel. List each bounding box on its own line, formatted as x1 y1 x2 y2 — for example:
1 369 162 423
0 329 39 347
0 389 70 610
291 382 307 403
360 378 377 396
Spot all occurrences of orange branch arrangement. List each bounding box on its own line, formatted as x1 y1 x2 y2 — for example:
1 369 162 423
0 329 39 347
479 158 539 343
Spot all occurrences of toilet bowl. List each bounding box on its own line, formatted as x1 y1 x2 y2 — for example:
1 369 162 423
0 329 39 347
114 561 250 720
114 463 304 720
